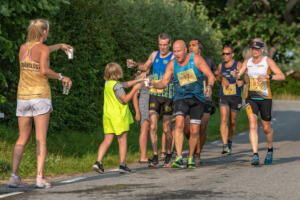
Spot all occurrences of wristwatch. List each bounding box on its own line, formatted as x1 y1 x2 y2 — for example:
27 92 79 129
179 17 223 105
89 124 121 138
58 73 64 81
269 74 273 80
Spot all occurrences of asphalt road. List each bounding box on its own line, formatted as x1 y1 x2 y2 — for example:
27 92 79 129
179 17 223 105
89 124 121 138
1 100 300 200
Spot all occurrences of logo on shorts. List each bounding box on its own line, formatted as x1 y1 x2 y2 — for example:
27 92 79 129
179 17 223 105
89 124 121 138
165 105 172 112
150 103 155 108
163 60 169 65
155 59 159 63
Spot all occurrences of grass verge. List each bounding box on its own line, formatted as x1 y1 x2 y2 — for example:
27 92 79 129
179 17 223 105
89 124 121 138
0 108 249 180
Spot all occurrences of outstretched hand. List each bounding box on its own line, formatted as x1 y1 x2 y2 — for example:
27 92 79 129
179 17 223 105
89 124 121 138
61 44 73 54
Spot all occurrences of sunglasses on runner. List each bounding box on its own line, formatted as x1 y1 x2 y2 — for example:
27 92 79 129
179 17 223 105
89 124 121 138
222 52 232 56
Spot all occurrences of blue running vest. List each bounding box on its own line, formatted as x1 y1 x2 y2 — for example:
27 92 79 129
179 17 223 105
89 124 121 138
173 53 205 102
149 51 174 98
219 61 242 97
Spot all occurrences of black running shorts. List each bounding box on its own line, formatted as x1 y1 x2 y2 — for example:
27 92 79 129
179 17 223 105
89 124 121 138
173 97 204 124
149 95 173 115
219 96 242 112
245 98 272 121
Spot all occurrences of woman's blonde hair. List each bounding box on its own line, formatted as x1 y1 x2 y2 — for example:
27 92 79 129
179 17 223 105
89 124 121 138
104 62 123 80
27 19 49 42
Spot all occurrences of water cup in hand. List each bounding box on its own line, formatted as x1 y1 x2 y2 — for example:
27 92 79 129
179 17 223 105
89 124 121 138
67 48 73 59
63 83 70 95
126 59 134 68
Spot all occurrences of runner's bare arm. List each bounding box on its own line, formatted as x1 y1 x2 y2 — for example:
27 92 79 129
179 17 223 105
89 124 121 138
194 55 215 86
267 58 285 80
152 60 174 89
236 62 244 87
139 51 157 71
235 59 249 79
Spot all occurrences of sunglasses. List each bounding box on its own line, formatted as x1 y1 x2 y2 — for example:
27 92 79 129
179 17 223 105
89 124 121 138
222 53 232 56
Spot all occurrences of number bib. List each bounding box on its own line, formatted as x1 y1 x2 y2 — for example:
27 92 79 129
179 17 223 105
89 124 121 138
177 69 197 86
249 77 265 91
223 84 237 95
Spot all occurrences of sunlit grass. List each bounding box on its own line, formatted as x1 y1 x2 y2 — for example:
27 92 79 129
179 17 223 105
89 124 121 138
273 93 300 100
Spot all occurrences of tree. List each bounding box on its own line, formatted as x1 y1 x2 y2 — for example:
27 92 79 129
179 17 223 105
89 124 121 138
185 0 300 61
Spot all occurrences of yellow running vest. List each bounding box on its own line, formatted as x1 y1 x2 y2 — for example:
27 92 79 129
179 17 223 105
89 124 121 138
103 80 133 135
17 42 51 100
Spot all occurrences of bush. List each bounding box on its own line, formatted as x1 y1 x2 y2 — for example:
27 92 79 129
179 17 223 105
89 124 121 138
2 0 222 132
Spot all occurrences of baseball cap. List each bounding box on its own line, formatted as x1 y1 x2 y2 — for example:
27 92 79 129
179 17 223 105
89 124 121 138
251 41 264 49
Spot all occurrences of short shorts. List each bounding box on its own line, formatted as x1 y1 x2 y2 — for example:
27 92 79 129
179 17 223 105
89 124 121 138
245 98 272 121
16 99 53 117
173 97 204 124
219 96 242 112
149 95 172 116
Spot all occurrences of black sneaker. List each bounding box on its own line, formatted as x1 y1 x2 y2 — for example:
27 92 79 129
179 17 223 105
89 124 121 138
93 161 104 173
221 144 231 155
119 165 131 173
148 155 159 167
163 154 172 168
228 140 232 153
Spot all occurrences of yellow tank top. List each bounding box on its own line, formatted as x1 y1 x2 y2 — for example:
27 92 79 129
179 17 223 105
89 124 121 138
17 42 51 100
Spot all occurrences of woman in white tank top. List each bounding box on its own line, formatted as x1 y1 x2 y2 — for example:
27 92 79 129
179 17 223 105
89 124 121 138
234 38 285 166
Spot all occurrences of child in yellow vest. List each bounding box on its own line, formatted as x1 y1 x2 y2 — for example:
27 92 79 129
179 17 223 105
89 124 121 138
93 62 144 173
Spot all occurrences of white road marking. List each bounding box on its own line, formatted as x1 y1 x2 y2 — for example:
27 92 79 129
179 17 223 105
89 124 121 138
60 177 86 183
211 141 219 144
107 168 120 172
0 192 23 199
238 132 247 136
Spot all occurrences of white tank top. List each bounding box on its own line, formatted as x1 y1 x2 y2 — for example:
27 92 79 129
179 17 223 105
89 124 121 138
246 56 272 99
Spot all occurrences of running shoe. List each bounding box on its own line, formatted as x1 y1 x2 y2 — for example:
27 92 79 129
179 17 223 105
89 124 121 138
251 154 260 165
187 157 196 169
159 152 167 160
221 145 231 155
35 176 51 189
171 156 184 168
119 165 131 173
264 151 273 165
8 175 24 188
93 161 104 173
148 155 159 167
193 153 201 166
163 154 172 168
228 140 232 153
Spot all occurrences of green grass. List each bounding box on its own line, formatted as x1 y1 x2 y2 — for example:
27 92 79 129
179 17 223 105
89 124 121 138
0 108 249 180
273 93 300 100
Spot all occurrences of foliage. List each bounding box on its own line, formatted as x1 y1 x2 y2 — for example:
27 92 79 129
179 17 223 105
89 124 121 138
1 0 222 132
189 0 300 62
0 0 69 120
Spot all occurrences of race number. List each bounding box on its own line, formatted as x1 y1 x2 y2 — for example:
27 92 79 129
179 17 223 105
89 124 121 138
223 84 237 95
177 69 197 86
249 77 265 91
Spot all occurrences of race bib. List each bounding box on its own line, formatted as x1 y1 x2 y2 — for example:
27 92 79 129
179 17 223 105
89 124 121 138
249 77 265 91
223 83 236 95
177 69 197 86
150 80 164 94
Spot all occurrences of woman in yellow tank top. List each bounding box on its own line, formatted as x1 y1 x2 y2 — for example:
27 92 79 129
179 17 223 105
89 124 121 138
8 19 73 188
